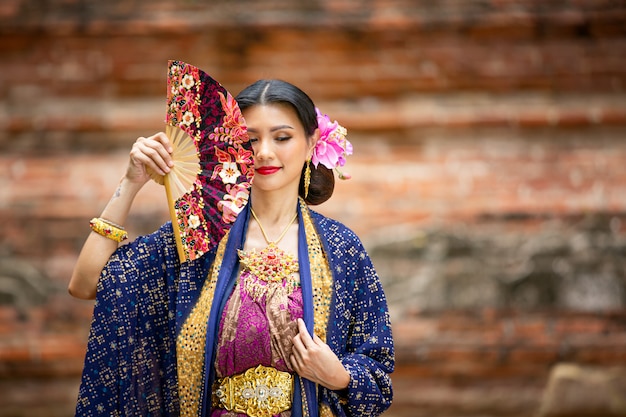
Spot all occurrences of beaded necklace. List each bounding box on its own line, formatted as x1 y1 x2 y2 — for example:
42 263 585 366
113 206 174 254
237 208 299 301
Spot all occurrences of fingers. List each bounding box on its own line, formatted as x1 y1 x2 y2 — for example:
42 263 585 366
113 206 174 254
130 133 174 176
291 319 310 372
296 318 315 348
291 319 323 370
290 319 349 389
152 131 174 153
290 345 303 372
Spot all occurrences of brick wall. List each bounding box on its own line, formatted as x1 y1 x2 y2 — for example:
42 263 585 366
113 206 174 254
1 0 626 415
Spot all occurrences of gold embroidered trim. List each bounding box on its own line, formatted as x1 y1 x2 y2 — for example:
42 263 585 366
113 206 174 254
177 230 230 417
320 403 337 417
300 199 333 342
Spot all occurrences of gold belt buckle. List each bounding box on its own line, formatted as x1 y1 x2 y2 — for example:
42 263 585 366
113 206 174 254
212 365 293 417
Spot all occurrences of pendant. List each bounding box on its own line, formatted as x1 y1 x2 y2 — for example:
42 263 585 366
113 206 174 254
238 243 299 283
238 243 299 301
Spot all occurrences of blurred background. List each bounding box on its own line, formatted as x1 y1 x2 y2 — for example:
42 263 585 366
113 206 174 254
1 1 626 416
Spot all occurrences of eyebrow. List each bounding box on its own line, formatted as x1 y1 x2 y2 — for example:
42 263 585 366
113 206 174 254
247 125 294 133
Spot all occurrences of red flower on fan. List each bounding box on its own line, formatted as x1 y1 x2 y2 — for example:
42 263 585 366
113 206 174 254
209 92 248 145
231 146 254 179
219 183 250 223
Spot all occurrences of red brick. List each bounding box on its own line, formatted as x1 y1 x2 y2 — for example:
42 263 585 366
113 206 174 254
599 108 626 125
508 347 560 363
509 319 553 345
1 1 626 414
572 348 626 364
554 317 609 335
426 346 502 364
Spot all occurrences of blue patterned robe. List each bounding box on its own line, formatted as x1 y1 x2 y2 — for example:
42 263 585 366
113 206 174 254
75 204 394 416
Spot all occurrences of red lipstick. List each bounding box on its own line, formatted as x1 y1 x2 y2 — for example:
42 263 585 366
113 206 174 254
256 166 281 175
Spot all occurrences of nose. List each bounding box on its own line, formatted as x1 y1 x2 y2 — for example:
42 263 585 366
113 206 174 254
253 137 273 161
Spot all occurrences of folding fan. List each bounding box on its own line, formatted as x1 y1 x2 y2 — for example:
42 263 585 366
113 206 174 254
148 60 253 262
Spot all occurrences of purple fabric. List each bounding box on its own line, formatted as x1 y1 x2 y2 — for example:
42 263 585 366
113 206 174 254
210 270 303 416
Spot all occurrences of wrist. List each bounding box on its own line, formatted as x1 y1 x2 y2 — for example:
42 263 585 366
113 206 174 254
119 175 145 196
327 366 350 391
336 367 350 390
97 176 142 229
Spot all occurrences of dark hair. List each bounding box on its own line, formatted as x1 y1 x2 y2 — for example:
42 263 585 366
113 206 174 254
235 79 335 205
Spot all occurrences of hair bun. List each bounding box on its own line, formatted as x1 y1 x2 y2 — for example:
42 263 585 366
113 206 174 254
299 163 335 205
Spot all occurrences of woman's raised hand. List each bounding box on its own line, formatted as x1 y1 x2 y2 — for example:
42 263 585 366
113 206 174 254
68 132 174 300
126 132 174 184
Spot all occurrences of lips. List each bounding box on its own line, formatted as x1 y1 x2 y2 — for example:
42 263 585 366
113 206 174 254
255 166 281 175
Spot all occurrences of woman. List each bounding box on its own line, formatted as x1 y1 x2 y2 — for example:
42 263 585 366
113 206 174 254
69 77 394 417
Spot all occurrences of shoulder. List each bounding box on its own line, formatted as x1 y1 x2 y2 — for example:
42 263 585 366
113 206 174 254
134 221 175 245
307 209 372 272
129 222 175 249
111 221 176 263
308 209 363 247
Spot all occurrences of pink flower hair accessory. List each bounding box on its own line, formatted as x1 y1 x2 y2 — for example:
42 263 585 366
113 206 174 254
312 108 353 180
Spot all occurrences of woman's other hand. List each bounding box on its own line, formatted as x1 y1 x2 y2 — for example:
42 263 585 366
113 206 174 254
291 318 350 391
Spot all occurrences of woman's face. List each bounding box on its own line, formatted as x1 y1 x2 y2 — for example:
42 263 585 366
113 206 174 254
244 103 315 196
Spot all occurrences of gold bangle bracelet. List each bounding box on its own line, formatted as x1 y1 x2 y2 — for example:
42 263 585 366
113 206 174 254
98 217 125 230
89 217 128 243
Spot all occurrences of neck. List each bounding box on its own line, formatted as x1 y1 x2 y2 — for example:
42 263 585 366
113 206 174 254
249 190 299 227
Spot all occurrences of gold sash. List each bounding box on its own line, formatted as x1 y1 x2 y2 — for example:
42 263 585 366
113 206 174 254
212 365 293 417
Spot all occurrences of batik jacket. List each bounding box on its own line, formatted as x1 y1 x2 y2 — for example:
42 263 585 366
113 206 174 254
75 203 394 417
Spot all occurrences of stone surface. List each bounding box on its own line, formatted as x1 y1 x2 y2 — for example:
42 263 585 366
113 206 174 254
537 363 626 417
371 214 626 320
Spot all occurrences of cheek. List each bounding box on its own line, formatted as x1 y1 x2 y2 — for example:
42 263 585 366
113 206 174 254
292 148 309 164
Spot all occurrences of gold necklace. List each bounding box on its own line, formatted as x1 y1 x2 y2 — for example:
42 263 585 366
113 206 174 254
238 208 299 300
250 208 298 246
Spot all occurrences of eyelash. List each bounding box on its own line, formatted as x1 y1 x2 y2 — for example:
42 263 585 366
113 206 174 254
249 136 292 143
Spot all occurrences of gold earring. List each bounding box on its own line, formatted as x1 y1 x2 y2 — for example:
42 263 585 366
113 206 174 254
304 160 311 198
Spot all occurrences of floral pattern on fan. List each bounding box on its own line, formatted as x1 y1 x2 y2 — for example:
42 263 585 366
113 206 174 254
164 60 253 262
